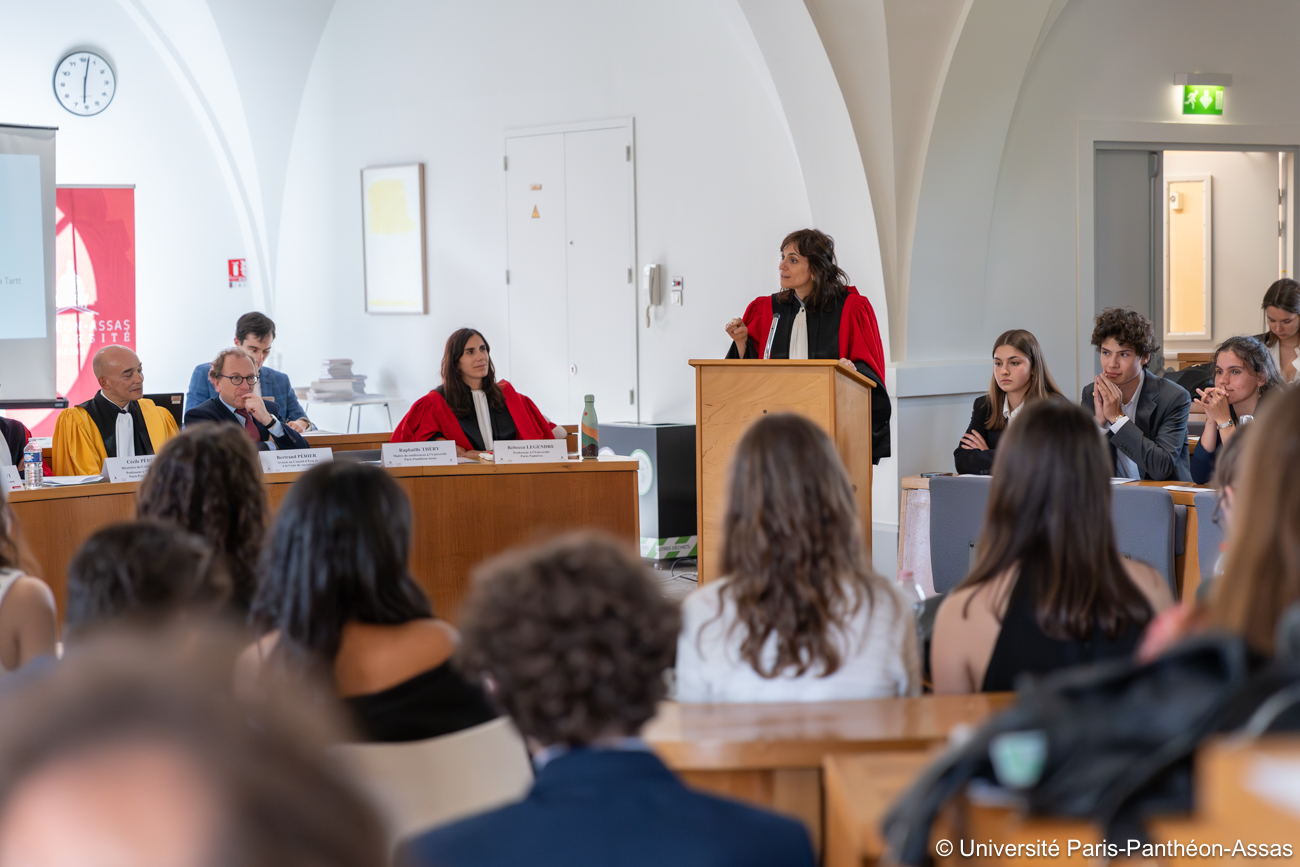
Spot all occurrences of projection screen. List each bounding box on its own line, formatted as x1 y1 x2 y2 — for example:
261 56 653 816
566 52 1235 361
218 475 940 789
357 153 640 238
0 124 57 406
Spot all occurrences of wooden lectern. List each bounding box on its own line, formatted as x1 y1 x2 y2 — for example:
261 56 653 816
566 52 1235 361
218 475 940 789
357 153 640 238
689 359 874 583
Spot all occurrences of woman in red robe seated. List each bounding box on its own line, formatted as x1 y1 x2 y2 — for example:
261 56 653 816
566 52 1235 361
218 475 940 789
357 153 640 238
392 328 566 457
724 228 891 462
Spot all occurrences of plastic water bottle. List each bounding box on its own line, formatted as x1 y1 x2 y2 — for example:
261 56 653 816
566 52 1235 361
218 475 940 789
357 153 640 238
22 441 42 489
580 395 599 460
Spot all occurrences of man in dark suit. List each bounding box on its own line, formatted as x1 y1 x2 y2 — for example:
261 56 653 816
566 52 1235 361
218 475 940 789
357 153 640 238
1080 307 1191 481
185 311 311 432
184 348 309 451
401 535 814 867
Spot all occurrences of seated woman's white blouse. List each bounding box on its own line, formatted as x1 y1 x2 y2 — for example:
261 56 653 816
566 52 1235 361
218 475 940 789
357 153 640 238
675 578 920 703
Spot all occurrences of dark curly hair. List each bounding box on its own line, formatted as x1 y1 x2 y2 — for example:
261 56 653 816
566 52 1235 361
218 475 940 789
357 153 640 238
136 423 267 613
776 228 849 312
455 533 679 746
1091 307 1159 361
64 520 231 638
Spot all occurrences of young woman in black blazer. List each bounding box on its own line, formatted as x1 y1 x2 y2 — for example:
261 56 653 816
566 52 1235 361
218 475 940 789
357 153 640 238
955 329 1062 475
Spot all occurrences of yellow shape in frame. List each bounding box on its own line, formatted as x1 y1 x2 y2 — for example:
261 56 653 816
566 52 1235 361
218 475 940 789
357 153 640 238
367 179 416 234
531 205 540 218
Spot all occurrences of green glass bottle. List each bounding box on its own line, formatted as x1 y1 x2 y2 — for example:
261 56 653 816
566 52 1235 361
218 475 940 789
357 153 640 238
580 394 599 459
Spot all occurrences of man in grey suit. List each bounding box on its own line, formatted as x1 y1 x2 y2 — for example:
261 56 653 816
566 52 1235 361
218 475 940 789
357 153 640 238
1080 307 1191 482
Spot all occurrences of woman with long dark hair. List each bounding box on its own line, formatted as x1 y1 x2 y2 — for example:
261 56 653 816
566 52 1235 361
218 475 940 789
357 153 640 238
724 229 891 463
954 329 1063 475
136 423 266 613
240 462 496 742
1190 335 1284 484
676 413 917 701
1260 278 1300 384
391 328 565 457
0 485 57 671
932 400 1174 693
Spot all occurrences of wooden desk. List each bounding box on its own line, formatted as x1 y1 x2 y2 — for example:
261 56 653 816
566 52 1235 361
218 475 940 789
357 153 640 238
304 425 580 455
1171 351 1215 371
899 475 1206 600
644 693 1013 850
824 750 938 867
927 737 1300 867
9 458 639 620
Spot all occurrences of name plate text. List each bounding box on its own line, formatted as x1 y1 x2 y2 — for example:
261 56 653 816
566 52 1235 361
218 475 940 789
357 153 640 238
259 447 334 474
494 439 569 464
382 441 456 467
2 467 21 492
103 455 155 483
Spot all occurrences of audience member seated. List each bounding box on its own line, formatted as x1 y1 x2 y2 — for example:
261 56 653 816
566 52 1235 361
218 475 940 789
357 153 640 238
136 424 267 613
63 521 231 639
186 311 313 432
932 400 1174 693
0 416 33 469
676 413 917 701
724 228 890 462
0 627 386 867
52 345 179 476
1080 307 1191 481
0 486 57 671
955 329 1063 475
1260 278 1300 385
1190 335 1283 484
1143 385 1300 661
391 328 565 457
240 462 497 742
184 348 310 451
402 533 815 867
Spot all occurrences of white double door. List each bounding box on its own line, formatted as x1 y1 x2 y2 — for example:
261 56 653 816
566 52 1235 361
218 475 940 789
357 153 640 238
505 121 637 425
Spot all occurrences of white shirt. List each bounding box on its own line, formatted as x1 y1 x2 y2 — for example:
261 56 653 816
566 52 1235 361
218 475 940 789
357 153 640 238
1267 341 1300 384
1106 369 1144 480
1002 400 1023 422
675 578 920 703
471 389 494 451
788 297 809 360
98 391 135 458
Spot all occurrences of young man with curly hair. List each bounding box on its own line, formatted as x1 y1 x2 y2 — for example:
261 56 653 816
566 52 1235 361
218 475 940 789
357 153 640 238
402 534 815 867
1080 307 1191 481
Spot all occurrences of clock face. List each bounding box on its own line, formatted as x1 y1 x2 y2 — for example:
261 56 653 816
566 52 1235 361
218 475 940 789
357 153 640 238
53 52 116 116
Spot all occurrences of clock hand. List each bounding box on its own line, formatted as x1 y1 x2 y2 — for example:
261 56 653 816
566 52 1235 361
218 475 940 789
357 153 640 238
81 56 89 105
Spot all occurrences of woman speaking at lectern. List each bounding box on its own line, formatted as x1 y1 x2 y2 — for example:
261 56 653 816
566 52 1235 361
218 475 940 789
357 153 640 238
725 229 891 461
391 328 566 457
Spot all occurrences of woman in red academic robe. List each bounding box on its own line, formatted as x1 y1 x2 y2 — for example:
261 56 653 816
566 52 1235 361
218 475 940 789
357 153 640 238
392 328 566 456
724 228 892 462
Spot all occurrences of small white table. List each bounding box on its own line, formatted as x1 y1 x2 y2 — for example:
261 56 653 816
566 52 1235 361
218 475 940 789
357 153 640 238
303 395 393 433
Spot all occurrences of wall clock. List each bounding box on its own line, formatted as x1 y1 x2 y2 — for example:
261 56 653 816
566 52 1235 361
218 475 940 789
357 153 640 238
53 52 116 116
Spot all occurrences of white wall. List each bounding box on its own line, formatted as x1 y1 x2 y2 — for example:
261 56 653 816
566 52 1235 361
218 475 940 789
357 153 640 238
274 0 813 431
1164 149 1281 351
0 0 250 402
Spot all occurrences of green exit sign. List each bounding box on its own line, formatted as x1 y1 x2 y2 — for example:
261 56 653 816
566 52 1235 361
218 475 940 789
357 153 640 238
1183 85 1224 115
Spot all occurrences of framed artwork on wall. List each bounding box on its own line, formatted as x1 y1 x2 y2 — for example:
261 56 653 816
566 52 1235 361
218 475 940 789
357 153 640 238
361 163 427 314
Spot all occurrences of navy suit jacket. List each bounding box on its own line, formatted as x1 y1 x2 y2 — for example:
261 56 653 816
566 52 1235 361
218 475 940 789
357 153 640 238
401 750 814 867
183 398 310 451
186 363 306 424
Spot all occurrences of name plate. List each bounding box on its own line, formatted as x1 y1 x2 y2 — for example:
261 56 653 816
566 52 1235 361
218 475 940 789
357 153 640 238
494 439 569 464
2 466 21 492
382 441 456 467
259 447 333 474
103 455 155 483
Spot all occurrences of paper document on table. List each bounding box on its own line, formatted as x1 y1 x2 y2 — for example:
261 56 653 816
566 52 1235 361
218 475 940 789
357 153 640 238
1110 478 1136 485
43 475 105 486
1164 485 1215 493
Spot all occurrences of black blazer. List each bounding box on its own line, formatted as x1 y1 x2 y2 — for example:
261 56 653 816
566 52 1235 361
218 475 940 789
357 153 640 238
1080 372 1191 481
402 749 814 867
183 398 310 451
953 395 1008 475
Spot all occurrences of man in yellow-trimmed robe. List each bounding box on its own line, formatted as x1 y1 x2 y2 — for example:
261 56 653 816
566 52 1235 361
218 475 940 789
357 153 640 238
53 345 178 476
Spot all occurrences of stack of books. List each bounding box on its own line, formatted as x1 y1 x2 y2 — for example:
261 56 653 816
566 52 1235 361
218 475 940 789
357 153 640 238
307 359 369 401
